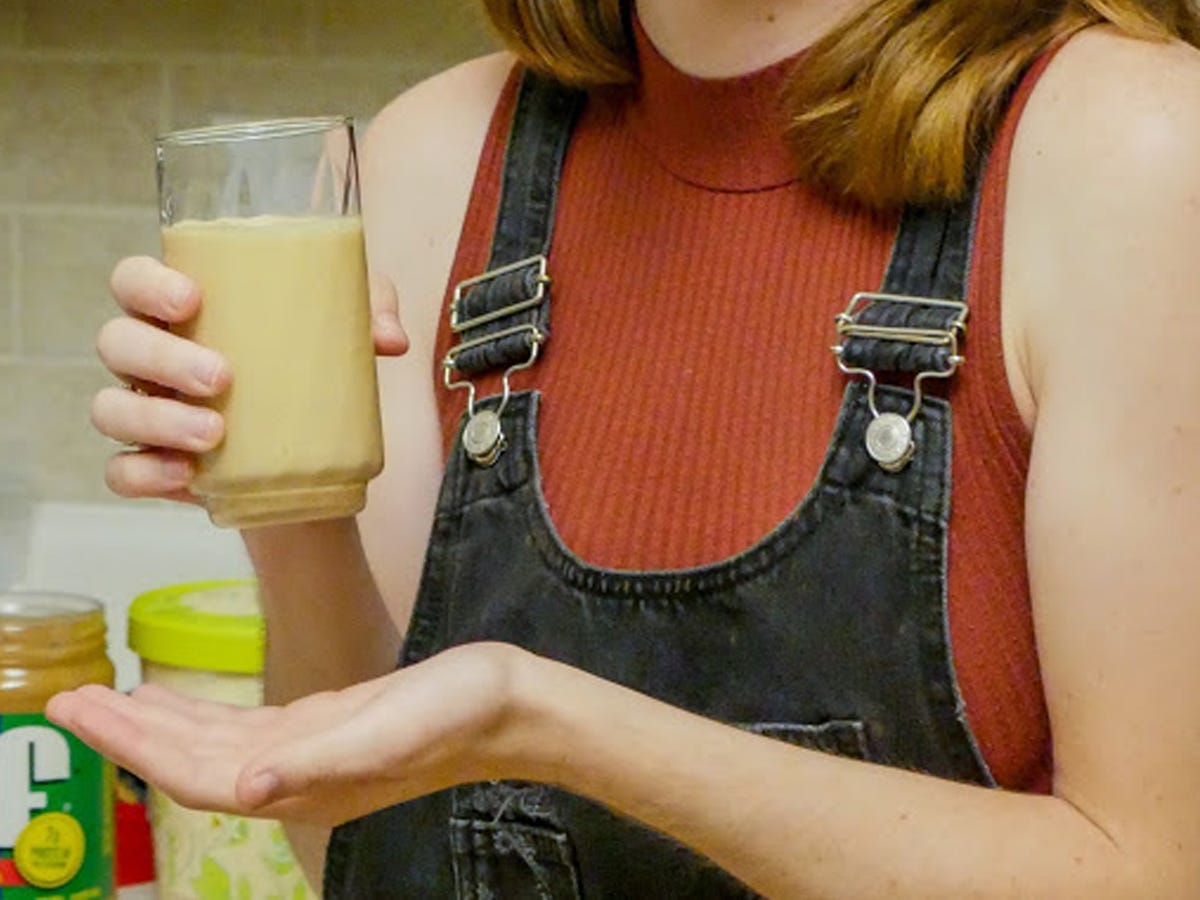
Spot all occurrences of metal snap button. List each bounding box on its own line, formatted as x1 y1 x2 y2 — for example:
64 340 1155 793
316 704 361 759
864 412 915 472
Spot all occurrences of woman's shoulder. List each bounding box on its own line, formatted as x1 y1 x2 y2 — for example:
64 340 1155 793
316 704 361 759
1010 26 1200 226
1018 26 1200 171
360 49 517 248
364 50 518 169
358 52 518 345
1003 27 1200 409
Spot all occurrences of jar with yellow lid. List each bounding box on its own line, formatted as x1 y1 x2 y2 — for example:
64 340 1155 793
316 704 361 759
0 592 115 899
129 580 315 900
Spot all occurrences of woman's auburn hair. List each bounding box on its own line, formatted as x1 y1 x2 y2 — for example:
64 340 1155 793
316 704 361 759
479 0 1200 209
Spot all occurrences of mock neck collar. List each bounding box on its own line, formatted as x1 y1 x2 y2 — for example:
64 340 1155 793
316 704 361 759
626 15 802 193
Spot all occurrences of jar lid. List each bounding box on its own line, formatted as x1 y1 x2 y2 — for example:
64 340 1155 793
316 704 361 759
0 592 103 621
0 593 107 664
128 580 263 675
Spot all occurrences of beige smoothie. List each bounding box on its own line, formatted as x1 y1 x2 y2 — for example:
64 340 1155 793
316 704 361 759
162 215 383 528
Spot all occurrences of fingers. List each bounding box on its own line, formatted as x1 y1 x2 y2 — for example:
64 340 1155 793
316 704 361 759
128 682 213 713
51 679 407 824
129 683 281 730
110 255 201 323
48 686 245 813
93 317 229 500
97 316 230 398
92 387 223 452
103 450 198 499
104 450 208 503
111 256 406 359
48 684 387 821
367 271 408 357
47 687 190 788
98 259 232 503
46 688 150 768
65 684 199 739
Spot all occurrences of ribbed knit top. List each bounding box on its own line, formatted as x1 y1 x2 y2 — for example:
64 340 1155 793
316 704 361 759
436 25 1055 793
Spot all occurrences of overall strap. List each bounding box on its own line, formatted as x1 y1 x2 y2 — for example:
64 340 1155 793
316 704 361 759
831 179 983 471
442 70 585 466
445 72 585 378
838 182 980 375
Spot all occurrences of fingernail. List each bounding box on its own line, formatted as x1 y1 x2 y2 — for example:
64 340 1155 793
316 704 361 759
163 458 192 485
44 694 73 728
167 280 194 315
192 356 225 391
189 411 220 442
43 694 63 720
374 310 403 337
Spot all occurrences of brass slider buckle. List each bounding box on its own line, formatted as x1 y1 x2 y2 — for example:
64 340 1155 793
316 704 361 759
443 255 551 467
450 254 549 333
831 291 968 472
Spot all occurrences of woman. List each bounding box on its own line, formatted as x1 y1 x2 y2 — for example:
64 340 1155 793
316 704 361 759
50 0 1200 896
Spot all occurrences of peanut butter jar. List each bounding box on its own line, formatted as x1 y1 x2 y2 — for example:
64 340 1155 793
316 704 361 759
0 593 115 899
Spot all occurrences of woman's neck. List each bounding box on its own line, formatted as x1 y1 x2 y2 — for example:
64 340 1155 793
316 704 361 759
635 0 862 78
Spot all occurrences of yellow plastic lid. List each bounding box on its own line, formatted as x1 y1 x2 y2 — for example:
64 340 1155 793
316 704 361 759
128 580 263 675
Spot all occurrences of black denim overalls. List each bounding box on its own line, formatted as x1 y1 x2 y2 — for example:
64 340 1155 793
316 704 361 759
325 73 996 899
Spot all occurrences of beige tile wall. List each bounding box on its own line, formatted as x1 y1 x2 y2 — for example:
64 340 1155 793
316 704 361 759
1 216 13 355
0 5 20 48
0 0 495 502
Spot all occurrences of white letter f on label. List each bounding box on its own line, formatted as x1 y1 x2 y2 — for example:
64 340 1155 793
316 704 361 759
0 726 71 849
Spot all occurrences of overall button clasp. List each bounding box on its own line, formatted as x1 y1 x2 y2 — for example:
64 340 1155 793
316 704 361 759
832 291 969 473
444 254 550 467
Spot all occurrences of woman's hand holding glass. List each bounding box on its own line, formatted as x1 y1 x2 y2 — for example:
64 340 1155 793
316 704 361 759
91 255 407 504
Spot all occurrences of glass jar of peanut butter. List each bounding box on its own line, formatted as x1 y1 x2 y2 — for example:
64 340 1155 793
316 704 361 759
0 593 115 899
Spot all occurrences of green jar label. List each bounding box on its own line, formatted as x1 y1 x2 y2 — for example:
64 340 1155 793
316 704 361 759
0 714 113 900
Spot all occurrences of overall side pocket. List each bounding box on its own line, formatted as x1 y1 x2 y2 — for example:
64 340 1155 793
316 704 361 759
450 782 582 900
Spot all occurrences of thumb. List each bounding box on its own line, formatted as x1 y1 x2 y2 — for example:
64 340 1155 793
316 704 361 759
237 767 285 810
235 707 398 813
368 270 408 357
236 730 346 809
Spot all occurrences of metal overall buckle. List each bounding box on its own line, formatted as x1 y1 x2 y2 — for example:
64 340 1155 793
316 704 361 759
831 292 968 472
443 255 550 466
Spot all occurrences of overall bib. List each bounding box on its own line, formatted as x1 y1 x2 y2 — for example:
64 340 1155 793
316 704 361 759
326 73 995 899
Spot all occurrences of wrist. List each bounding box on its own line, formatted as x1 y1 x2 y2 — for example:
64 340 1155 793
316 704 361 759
241 515 360 556
478 645 579 787
245 516 396 695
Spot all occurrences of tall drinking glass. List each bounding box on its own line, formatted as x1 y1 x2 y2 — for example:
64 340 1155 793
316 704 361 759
156 117 383 528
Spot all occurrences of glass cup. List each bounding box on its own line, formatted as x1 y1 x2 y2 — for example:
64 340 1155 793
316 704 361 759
156 117 383 528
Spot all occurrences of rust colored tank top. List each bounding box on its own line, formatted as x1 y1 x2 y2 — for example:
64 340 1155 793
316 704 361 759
435 27 1054 792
